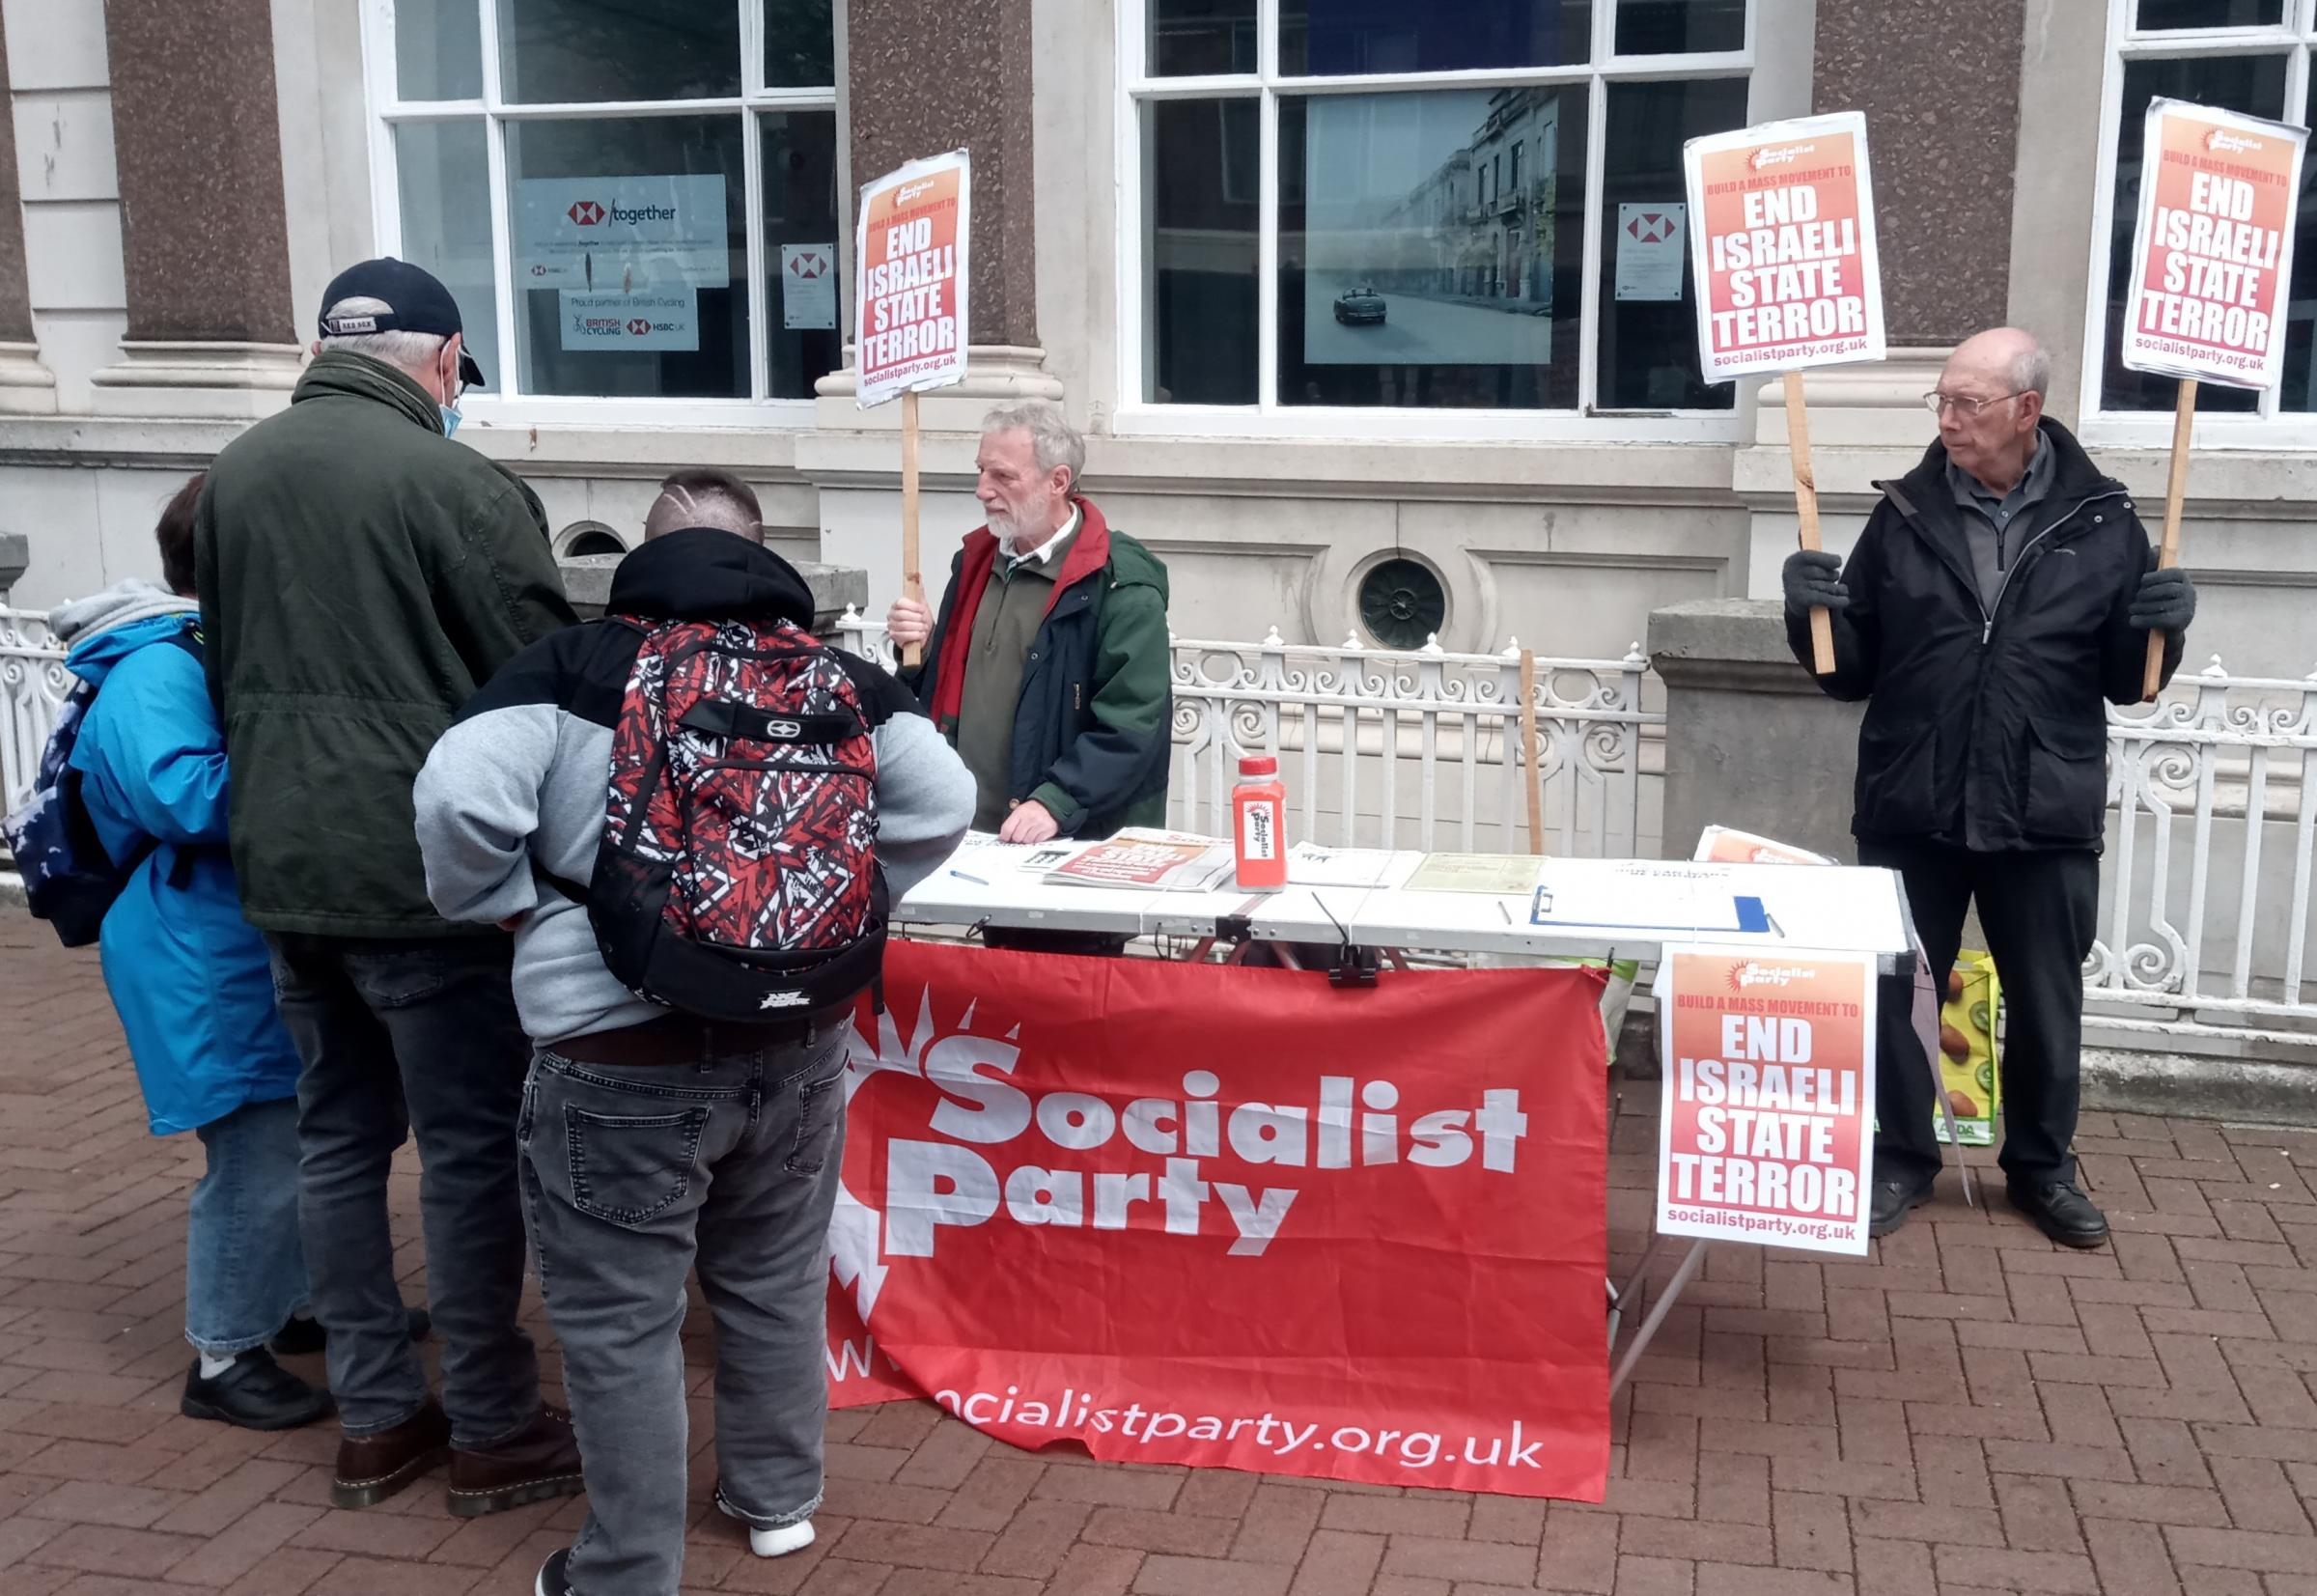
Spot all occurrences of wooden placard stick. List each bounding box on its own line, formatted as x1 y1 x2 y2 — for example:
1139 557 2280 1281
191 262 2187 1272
1520 649 1546 855
1784 370 1835 675
2142 378 2195 704
900 388 925 670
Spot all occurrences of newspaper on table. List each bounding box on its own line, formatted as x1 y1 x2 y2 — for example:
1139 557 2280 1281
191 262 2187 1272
1037 827 1237 892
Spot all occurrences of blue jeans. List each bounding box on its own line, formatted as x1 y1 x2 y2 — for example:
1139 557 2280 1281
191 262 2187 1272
520 1028 848 1595
266 933 541 1444
185 1095 309 1356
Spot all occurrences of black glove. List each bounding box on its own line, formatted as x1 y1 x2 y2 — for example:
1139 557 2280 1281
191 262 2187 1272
1782 549 1850 616
2131 566 2196 633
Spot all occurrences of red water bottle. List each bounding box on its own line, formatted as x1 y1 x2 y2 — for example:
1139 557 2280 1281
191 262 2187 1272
1233 754 1287 890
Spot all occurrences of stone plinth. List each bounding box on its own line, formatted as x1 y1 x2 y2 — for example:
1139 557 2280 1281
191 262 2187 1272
556 552 867 633
1647 598 1864 864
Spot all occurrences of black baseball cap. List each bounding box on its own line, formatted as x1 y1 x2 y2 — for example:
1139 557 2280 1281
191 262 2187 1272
317 258 488 388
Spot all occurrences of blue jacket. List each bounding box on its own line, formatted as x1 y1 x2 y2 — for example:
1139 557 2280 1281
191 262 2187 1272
61 602 302 1134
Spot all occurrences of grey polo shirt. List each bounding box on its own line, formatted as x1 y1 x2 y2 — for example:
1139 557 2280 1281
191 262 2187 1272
1947 435 2054 611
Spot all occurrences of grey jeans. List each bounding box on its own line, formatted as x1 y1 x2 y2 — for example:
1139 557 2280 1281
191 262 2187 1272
519 1028 848 1596
266 933 540 1444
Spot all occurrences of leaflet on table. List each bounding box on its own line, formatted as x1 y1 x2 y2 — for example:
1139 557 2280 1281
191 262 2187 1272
1531 861 1772 935
1286 842 1410 888
1038 827 1238 891
1691 826 1834 866
1404 853 1548 894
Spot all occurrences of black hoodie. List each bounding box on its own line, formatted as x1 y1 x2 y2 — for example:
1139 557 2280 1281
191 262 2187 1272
1786 418 2185 854
413 529 976 1043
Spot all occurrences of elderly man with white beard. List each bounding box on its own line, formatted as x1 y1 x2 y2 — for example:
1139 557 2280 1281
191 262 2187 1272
886 403 1171 957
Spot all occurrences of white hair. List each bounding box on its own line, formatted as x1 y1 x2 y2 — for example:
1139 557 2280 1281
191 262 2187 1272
319 295 447 374
2011 340 2052 399
982 400 1085 490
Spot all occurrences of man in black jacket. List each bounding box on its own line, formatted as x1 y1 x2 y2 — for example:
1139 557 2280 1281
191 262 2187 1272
1782 327 2196 1249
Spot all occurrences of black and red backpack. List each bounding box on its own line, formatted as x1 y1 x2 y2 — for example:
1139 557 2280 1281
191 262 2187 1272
570 615 887 1022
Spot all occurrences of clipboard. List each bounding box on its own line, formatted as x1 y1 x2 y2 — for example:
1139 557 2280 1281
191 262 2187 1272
1530 886 1773 936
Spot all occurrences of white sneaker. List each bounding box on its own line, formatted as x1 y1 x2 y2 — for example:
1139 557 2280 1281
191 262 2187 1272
715 1491 815 1557
746 1521 815 1558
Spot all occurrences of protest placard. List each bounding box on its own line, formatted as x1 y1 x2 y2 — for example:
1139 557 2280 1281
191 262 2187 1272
2120 99 2307 698
1657 944 1877 1256
853 149 973 666
1684 112 1886 675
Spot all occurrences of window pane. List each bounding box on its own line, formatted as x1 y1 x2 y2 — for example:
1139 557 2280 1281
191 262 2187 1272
1597 77 1747 409
764 0 835 89
761 110 842 400
1615 0 1745 55
395 121 499 392
2136 0 2283 28
1279 0 1591 75
497 0 740 102
395 0 484 99
2099 54 2288 413
1279 88 1588 409
1150 0 1259 75
1144 98 1259 404
2287 75 2315 412
507 116 748 398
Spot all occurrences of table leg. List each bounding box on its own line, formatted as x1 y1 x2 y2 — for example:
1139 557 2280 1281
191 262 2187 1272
1608 1237 1710 1394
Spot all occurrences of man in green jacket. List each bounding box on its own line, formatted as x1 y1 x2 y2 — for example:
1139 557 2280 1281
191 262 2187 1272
194 259 580 1517
886 401 1171 846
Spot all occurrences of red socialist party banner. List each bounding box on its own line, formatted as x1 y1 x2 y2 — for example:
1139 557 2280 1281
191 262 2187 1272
824 942 1613 1501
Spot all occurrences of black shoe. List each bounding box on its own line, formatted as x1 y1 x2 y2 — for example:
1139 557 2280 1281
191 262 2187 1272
2009 1180 2109 1249
181 1349 335 1431
270 1305 433 1358
536 1548 572 1596
1868 1176 1934 1238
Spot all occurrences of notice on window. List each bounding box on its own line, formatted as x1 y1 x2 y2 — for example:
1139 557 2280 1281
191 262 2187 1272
1300 89 1560 368
781 242 839 330
1614 203 1686 301
1683 112 1885 383
516 176 730 292
2121 98 2307 392
557 289 699 352
1658 945 1876 1257
853 149 970 407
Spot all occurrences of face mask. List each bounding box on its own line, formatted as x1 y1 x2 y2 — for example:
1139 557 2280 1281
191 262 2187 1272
439 405 462 438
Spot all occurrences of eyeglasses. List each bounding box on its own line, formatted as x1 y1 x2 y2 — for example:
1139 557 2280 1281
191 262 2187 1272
1923 390 2029 418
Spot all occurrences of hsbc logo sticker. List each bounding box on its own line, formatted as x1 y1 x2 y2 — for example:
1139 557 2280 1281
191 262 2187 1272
1626 211 1677 244
518 174 731 291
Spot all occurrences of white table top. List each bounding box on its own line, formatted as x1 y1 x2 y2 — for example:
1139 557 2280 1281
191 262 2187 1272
894 839 1914 960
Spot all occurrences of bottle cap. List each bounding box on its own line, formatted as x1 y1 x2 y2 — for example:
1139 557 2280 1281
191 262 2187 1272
1239 755 1278 776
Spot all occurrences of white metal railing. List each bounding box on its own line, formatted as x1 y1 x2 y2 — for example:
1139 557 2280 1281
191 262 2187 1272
2093 658 2317 1048
833 609 1661 858
1 607 68 816
10 600 2317 1050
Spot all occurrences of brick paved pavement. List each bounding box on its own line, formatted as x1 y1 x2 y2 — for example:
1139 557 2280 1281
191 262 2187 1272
9 914 2317 1596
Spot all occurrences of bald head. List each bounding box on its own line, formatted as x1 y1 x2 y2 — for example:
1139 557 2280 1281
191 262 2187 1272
645 467 764 543
1944 327 2049 401
1933 327 2049 494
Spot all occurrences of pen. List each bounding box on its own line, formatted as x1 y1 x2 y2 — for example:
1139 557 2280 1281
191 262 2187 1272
1497 900 1512 924
950 870 990 884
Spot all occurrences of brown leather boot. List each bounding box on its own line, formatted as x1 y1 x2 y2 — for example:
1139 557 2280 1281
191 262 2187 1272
446 1405 586 1518
332 1399 452 1509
